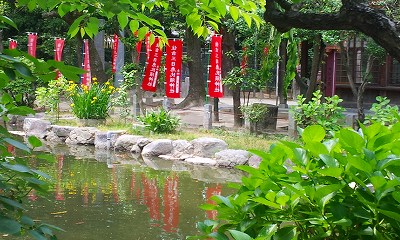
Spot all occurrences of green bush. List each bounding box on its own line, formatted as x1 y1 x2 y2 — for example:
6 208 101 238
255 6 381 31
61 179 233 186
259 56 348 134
67 78 117 119
240 104 269 123
35 75 69 118
364 96 400 126
193 124 400 239
292 90 344 134
138 108 180 134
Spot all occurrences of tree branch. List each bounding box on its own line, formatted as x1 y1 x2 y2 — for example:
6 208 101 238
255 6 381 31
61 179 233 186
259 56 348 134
264 0 400 62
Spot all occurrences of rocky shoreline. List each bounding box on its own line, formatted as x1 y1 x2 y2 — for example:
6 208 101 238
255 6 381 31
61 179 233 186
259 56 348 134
22 118 262 168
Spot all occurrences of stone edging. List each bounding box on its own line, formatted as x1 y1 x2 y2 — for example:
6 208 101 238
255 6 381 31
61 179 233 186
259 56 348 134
23 118 262 168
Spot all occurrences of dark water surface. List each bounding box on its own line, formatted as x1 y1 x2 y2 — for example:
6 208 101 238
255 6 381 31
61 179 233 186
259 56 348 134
14 144 243 240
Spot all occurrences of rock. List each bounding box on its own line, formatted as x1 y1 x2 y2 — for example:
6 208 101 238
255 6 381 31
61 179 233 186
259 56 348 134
185 157 217 166
23 118 51 139
191 137 228 158
52 125 76 138
137 138 152 148
65 127 98 145
159 155 181 161
215 149 251 167
95 130 126 149
141 139 173 157
130 144 141 154
171 140 194 159
45 131 64 143
248 155 262 168
114 135 145 151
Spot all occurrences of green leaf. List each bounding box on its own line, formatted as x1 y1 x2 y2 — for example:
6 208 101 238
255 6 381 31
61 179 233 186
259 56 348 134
0 216 22 234
319 154 339 168
252 197 280 209
0 196 24 210
3 67 16 80
28 136 42 148
314 184 343 209
212 0 227 16
302 125 325 143
21 215 34 227
0 16 17 29
339 128 365 152
8 106 35 115
228 230 253 240
212 195 234 208
129 20 139 34
241 12 252 27
378 208 400 220
347 155 373 173
117 12 129 29
3 138 30 152
2 162 31 173
28 230 47 240
274 226 296 240
258 224 278 239
229 6 240 21
12 62 33 78
317 167 343 178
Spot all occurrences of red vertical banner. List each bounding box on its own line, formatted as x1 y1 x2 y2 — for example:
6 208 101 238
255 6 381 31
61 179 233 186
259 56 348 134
165 39 183 98
27 32 38 57
208 35 224 98
142 37 162 92
112 34 119 73
81 39 91 86
9 38 17 49
145 32 151 62
54 38 65 79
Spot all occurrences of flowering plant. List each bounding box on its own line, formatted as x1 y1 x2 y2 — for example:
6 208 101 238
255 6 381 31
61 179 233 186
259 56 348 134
67 78 117 119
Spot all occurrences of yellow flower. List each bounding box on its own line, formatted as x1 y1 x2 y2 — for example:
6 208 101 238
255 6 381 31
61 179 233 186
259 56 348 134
70 103 75 107
91 100 95 104
101 89 106 92
92 77 97 81
68 81 74 84
105 81 110 85
93 97 97 100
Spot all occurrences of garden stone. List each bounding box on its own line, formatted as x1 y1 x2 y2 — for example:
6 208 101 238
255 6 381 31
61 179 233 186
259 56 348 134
141 139 173 157
130 144 141 154
65 127 98 145
114 135 144 151
158 155 181 161
51 125 76 138
137 137 152 148
215 149 251 167
171 140 194 159
190 166 242 183
185 157 217 166
23 118 51 139
95 130 126 149
45 131 64 143
248 155 262 168
191 137 228 158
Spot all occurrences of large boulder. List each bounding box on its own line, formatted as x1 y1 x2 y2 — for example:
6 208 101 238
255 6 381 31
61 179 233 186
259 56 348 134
65 127 98 145
114 135 145 151
215 149 251 167
191 137 228 158
170 140 194 159
23 118 51 139
95 130 126 149
141 139 173 157
248 155 262 168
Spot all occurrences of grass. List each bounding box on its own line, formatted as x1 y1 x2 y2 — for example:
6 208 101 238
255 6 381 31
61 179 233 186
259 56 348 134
48 117 287 152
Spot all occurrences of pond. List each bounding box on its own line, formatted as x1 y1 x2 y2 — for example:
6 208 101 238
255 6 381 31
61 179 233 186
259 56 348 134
11 144 244 240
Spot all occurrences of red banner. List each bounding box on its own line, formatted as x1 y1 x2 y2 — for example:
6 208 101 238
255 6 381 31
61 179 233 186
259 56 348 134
54 38 65 79
134 31 142 63
142 37 162 92
27 32 38 57
9 39 17 49
145 32 151 62
208 35 224 98
112 34 119 73
165 39 183 98
81 39 91 86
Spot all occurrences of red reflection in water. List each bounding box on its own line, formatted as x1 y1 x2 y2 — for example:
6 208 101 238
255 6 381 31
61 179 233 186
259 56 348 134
7 144 15 156
83 183 89 206
142 174 161 224
163 174 179 233
205 184 222 220
55 155 65 201
112 166 119 203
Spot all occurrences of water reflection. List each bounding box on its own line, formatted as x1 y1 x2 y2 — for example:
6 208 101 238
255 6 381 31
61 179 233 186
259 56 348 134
15 144 243 239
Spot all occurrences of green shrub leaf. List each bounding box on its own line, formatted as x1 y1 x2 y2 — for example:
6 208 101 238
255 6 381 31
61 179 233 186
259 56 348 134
302 125 325 143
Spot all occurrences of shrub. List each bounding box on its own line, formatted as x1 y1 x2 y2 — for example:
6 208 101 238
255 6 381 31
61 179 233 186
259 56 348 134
292 90 344 133
193 124 400 239
138 108 180 134
35 76 69 119
240 104 269 123
67 78 118 119
364 96 400 126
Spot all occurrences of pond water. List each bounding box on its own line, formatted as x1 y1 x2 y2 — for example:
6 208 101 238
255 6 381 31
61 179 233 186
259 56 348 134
11 144 243 240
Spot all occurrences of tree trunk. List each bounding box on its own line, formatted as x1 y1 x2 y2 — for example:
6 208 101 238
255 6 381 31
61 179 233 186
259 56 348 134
221 25 242 127
305 34 324 102
177 28 205 108
278 39 287 106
